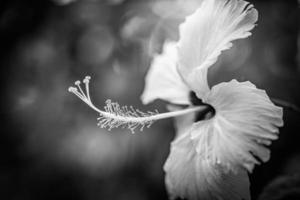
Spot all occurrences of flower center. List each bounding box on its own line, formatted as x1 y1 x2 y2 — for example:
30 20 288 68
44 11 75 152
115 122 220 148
189 92 215 122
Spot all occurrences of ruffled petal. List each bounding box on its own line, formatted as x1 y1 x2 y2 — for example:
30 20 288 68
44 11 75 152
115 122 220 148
164 132 251 200
177 0 258 97
141 41 190 105
191 80 283 173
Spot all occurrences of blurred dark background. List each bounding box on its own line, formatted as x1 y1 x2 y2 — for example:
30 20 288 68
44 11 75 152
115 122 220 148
0 0 299 199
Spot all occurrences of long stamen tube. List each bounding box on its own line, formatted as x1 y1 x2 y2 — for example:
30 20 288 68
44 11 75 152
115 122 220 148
69 76 207 133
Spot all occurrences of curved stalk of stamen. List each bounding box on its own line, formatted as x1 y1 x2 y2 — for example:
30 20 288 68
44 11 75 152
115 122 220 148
92 102 205 123
69 76 208 133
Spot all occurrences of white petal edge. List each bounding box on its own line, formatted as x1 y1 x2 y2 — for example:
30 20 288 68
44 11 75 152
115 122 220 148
191 80 283 173
141 41 190 105
164 131 251 200
177 0 258 97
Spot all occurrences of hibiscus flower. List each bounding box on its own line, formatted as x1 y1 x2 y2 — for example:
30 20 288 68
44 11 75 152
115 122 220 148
69 0 284 199
140 0 283 199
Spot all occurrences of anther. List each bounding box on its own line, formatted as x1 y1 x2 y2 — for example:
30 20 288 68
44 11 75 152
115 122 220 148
68 87 77 93
83 76 91 84
75 80 81 85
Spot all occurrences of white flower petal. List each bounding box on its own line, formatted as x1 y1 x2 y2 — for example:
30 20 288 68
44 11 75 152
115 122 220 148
164 132 251 200
167 104 195 139
191 80 283 173
141 42 190 105
177 0 258 97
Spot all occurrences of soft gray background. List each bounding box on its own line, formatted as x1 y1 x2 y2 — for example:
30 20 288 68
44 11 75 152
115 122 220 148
0 0 299 199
